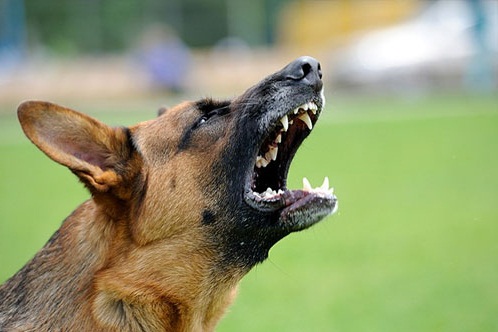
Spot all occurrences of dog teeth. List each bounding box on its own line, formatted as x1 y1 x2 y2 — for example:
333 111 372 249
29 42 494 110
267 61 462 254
278 101 317 133
303 176 335 195
320 176 329 191
309 102 318 114
256 101 318 170
302 177 313 191
256 156 269 168
264 146 278 162
297 112 313 130
260 187 284 198
280 115 289 131
269 146 278 160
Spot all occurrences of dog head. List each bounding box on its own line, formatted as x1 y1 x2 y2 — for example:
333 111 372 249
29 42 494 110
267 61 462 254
18 56 337 274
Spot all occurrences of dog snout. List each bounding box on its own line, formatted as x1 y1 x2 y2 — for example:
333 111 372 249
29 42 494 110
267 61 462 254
283 56 323 93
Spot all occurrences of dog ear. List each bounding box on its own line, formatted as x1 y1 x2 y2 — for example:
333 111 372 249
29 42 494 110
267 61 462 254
157 106 168 116
18 101 134 193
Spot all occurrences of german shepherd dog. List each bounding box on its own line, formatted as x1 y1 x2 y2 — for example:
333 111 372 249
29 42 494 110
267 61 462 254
0 56 337 331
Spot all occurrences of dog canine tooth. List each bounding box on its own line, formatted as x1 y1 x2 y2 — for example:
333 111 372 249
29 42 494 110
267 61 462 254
280 115 289 131
319 177 329 191
302 177 313 192
297 112 313 130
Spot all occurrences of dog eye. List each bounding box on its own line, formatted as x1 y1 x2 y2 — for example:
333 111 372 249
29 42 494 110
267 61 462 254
197 106 229 127
198 115 210 125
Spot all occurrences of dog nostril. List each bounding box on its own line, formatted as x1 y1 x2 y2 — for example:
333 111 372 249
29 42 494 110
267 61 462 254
301 61 322 80
301 62 312 80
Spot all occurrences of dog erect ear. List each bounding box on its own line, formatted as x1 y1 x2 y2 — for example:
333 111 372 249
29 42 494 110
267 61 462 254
18 101 134 193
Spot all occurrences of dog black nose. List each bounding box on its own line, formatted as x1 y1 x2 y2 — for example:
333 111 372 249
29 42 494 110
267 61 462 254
283 56 323 92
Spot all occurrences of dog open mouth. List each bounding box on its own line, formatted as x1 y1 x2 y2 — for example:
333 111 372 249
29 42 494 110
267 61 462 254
244 97 338 231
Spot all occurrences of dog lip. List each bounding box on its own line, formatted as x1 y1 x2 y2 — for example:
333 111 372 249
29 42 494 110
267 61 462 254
243 187 338 230
278 190 338 231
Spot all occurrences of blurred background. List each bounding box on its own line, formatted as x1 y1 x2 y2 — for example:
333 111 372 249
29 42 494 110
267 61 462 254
1 0 497 331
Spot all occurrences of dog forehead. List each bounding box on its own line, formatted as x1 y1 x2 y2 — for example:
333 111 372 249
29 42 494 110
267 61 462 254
131 102 197 155
157 100 198 122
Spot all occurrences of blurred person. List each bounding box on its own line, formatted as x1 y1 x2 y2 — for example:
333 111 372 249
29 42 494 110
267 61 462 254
0 0 26 79
137 24 192 93
464 0 496 91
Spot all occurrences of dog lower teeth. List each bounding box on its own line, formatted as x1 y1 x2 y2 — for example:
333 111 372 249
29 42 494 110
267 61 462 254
255 187 284 199
252 177 334 203
302 177 334 196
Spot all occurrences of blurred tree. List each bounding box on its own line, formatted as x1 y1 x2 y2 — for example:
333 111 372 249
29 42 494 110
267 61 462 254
0 0 26 58
20 0 286 54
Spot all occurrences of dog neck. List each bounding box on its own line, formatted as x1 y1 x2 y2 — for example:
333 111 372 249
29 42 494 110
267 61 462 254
1 199 242 331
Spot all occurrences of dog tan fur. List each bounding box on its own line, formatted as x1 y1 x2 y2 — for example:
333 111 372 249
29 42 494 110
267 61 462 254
0 57 337 331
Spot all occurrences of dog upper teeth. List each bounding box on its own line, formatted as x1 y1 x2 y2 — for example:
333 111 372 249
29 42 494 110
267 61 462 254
279 100 316 134
270 146 278 160
297 112 313 130
289 101 317 130
280 115 289 131
255 101 318 169
309 102 318 114
264 146 278 162
256 155 269 168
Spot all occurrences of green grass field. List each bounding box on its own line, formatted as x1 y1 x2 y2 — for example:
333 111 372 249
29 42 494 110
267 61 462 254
1 94 497 331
